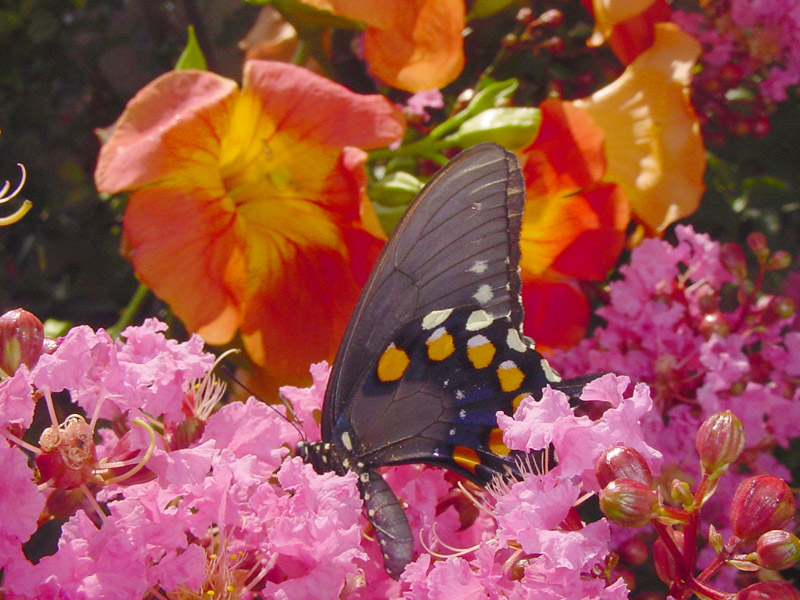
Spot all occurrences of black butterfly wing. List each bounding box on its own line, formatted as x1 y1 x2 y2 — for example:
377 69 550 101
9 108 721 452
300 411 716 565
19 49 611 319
322 143 526 441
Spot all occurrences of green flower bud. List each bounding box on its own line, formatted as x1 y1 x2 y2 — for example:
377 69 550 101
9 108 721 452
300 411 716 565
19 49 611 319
599 478 659 528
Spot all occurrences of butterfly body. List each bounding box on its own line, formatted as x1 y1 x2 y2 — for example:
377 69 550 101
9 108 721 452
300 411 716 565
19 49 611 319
297 143 568 579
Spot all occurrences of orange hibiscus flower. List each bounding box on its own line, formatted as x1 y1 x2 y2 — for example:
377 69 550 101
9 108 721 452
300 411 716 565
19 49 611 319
95 60 405 385
298 0 465 92
518 100 629 351
575 23 705 233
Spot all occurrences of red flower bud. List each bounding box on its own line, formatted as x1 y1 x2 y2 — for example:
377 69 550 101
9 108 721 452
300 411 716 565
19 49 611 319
653 530 683 585
756 295 795 323
730 476 796 542
595 446 653 489
599 478 659 528
0 308 44 374
737 581 800 600
698 312 730 339
720 243 748 280
696 410 745 472
618 537 649 567
767 250 792 271
746 232 769 264
755 530 800 570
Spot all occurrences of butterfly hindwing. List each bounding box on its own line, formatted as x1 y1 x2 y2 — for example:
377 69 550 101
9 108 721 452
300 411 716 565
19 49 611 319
345 305 556 484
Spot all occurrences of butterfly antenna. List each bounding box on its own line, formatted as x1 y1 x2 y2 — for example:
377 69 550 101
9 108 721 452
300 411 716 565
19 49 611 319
220 364 307 441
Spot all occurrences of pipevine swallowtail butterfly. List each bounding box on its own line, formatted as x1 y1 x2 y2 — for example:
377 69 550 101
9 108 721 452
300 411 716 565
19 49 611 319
296 142 588 579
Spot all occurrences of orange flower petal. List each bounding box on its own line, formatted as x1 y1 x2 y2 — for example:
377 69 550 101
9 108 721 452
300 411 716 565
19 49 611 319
242 60 405 150
522 183 629 281
362 0 465 92
518 100 629 280
588 0 656 47
521 278 590 352
95 71 238 193
574 23 705 233
294 0 465 91
607 0 672 65
520 100 606 201
120 184 245 345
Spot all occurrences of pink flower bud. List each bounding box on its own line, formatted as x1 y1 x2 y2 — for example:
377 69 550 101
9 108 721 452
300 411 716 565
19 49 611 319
696 410 745 472
653 530 683 585
736 581 800 600
755 530 800 570
595 446 653 489
599 478 659 528
0 308 44 374
730 476 796 542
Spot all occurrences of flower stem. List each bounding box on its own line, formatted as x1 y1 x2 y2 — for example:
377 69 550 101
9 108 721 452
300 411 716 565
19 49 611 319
107 283 150 339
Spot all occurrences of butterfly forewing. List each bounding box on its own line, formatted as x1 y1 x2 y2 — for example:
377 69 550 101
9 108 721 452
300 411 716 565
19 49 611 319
322 143 526 440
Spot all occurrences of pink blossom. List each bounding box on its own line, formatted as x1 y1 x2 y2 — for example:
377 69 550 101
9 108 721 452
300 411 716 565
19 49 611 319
0 364 34 428
0 444 44 567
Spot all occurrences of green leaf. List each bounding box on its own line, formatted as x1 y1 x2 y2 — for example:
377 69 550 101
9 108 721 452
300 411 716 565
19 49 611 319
373 202 408 235
468 0 523 20
446 107 541 149
429 79 519 139
254 0 365 33
175 25 207 71
369 172 424 207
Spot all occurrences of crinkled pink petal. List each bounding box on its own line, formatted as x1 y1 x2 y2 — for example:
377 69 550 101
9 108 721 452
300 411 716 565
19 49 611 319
496 387 574 452
201 396 297 468
0 364 35 428
0 444 44 555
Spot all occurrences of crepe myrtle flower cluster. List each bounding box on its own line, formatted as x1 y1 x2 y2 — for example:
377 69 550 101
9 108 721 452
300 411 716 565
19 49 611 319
0 305 660 599
597 411 799 600
555 226 799 518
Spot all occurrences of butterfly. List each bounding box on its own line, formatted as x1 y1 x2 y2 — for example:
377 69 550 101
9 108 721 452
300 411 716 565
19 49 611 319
296 142 587 579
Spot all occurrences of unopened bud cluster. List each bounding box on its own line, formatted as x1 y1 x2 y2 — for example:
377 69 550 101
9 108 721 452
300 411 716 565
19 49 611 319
597 411 799 598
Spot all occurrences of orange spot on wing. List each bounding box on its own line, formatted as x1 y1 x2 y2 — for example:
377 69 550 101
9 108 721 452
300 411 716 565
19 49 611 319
497 361 525 392
467 336 496 369
426 329 455 361
377 344 410 382
452 446 480 473
488 428 510 457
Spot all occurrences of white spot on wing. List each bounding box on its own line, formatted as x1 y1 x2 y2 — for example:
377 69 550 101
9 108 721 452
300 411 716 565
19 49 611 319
467 334 490 348
422 308 453 330
455 389 465 400
341 431 353 451
506 328 527 352
473 284 494 305
427 326 447 342
465 310 493 331
468 259 488 274
541 358 563 382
